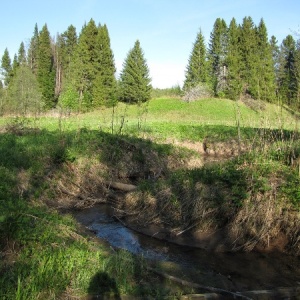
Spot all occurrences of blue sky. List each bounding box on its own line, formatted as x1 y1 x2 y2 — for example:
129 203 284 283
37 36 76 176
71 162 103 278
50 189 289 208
0 0 299 88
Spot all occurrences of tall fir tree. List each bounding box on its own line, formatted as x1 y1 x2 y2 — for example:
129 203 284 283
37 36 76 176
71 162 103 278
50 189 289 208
183 29 208 91
239 16 259 98
17 42 26 65
255 19 276 101
12 54 19 78
294 40 300 109
72 19 98 110
225 18 242 100
1 48 12 86
119 40 152 103
92 24 117 107
37 24 56 108
208 18 228 96
278 35 297 106
55 25 78 102
61 25 77 81
27 24 39 73
270 35 280 88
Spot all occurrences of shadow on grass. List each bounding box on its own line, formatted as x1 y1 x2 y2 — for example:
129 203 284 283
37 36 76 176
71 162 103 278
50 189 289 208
88 272 121 300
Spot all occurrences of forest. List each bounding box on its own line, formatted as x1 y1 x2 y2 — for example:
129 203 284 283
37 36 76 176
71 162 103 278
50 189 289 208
0 16 300 114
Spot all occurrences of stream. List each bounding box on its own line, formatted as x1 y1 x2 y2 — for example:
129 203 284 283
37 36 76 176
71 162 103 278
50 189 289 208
73 204 300 294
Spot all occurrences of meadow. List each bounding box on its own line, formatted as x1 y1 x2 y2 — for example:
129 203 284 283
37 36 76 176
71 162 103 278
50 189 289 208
0 97 299 299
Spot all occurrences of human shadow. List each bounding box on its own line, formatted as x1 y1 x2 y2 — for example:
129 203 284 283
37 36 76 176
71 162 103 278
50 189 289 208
88 271 121 300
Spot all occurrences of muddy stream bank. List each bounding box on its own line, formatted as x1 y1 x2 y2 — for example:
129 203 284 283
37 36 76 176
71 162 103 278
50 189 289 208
73 204 300 297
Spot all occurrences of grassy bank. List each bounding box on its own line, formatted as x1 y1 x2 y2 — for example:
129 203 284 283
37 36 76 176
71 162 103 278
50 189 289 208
0 97 299 299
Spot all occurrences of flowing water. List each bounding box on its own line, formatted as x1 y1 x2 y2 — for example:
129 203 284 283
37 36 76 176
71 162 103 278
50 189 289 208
73 204 300 294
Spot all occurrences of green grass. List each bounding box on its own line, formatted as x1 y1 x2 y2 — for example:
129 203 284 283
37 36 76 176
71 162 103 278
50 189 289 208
0 97 299 299
2 97 297 137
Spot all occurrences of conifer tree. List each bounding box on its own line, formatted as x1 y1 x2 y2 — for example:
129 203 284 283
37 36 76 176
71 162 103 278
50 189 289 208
278 35 297 106
119 40 152 103
0 79 4 114
17 42 26 65
183 29 208 91
1 48 12 86
12 54 19 78
239 16 261 98
294 40 300 109
72 19 98 110
208 18 228 96
255 19 276 101
270 35 280 85
55 25 78 99
27 24 39 73
61 25 77 80
93 24 117 107
226 18 242 100
37 24 56 108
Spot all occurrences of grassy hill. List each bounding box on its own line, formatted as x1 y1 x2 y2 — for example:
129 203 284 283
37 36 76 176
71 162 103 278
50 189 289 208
0 97 299 299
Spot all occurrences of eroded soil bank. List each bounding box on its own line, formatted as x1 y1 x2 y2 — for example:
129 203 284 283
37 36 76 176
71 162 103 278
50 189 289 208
47 136 299 256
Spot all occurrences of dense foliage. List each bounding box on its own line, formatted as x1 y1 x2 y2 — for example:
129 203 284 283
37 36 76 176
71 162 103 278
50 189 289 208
1 16 300 114
118 40 152 104
183 17 300 110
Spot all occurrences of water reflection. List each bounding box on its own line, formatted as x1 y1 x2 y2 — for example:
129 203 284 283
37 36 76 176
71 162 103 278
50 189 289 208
73 204 300 291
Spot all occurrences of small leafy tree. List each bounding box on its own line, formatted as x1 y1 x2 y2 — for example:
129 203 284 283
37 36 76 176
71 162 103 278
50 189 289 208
118 40 152 104
6 65 44 115
58 83 79 114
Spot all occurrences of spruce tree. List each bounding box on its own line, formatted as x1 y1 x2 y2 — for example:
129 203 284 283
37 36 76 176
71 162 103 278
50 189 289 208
12 54 19 78
93 24 117 107
119 40 152 103
72 19 98 110
27 24 39 73
255 19 276 101
61 25 77 80
208 18 228 96
1 48 12 86
0 79 4 114
183 29 208 91
278 35 297 106
18 42 26 65
37 24 56 108
55 25 78 99
226 18 242 100
270 35 280 85
239 17 258 98
295 40 300 109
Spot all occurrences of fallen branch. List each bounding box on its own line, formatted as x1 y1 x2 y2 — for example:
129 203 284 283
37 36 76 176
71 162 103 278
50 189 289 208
105 181 137 192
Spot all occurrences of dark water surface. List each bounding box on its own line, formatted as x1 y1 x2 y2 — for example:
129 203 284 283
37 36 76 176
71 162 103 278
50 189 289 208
73 204 300 292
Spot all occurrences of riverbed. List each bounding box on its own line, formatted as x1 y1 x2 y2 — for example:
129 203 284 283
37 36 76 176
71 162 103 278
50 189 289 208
73 204 300 294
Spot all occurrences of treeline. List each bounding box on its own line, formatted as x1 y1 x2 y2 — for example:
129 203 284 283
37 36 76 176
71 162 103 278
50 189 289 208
0 16 300 115
184 17 300 110
0 19 151 115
